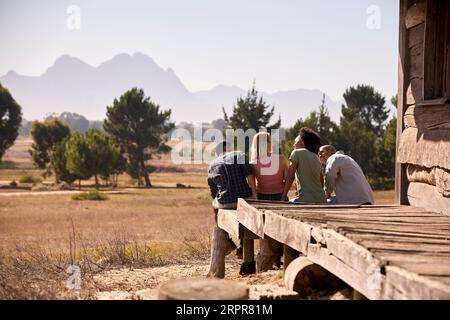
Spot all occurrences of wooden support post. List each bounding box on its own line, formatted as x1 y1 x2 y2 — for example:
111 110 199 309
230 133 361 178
239 226 257 275
284 257 342 299
395 0 410 205
283 245 299 270
256 236 283 273
243 238 254 263
207 226 228 278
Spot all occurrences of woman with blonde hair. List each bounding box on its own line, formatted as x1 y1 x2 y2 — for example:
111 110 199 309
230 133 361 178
249 132 289 202
249 132 288 272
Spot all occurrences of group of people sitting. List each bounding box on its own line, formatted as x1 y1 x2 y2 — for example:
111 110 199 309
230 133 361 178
206 127 374 278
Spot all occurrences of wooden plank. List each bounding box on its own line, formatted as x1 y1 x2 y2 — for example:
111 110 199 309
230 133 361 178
217 209 239 237
341 228 450 240
328 222 450 237
263 210 311 253
294 217 450 228
405 0 426 29
307 244 382 300
404 105 450 130
392 262 450 276
408 182 450 215
282 213 450 224
358 240 450 254
306 227 384 300
382 266 450 299
398 127 450 169
396 0 410 205
236 198 265 238
238 199 450 299
321 229 384 277
270 207 431 216
426 276 450 286
346 233 450 246
256 206 404 213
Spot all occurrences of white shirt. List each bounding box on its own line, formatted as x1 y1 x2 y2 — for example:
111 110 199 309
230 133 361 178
324 153 375 205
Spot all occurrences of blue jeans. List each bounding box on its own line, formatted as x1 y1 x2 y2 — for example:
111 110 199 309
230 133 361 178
257 193 288 202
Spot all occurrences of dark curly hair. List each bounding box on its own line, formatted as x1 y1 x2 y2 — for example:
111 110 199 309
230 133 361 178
298 127 321 154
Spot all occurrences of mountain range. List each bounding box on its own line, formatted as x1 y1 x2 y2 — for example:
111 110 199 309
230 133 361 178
0 52 343 126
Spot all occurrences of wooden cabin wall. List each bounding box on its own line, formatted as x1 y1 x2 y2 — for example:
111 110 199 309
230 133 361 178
396 0 450 215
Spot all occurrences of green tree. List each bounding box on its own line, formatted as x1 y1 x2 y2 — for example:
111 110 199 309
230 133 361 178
45 112 90 133
372 116 397 181
30 118 71 177
341 84 389 137
223 83 280 155
104 88 174 187
391 94 398 108
0 83 22 161
338 117 377 176
223 83 281 132
52 137 81 185
283 94 338 158
65 129 120 189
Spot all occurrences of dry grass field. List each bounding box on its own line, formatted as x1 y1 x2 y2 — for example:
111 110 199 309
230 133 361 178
0 138 395 299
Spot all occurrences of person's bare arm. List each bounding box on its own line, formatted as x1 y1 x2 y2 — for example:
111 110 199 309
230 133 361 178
247 174 258 199
282 156 289 182
281 160 298 201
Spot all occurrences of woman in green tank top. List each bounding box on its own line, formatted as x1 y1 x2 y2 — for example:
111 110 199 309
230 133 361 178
281 127 327 203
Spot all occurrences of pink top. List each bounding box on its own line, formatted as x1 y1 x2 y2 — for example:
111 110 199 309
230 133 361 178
253 154 286 195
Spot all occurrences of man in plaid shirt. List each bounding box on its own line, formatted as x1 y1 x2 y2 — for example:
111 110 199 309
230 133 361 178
208 148 255 209
206 142 257 278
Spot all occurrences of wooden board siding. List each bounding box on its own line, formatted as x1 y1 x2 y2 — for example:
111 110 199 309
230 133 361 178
404 104 450 129
236 199 450 300
398 127 449 169
408 182 450 215
405 0 426 29
396 0 411 205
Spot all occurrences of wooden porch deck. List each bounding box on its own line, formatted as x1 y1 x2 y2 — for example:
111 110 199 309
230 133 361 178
218 199 450 300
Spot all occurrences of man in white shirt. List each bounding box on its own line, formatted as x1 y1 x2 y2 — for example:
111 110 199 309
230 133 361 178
318 145 375 205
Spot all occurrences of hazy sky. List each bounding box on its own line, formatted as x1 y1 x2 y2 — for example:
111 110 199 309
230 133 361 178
0 0 399 101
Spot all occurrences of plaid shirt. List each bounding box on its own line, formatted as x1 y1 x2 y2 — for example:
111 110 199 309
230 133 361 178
207 151 252 205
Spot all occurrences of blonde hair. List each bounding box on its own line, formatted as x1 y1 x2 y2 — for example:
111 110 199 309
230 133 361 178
250 132 271 163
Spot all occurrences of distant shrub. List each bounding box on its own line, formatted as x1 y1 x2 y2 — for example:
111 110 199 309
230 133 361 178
19 175 41 184
71 190 109 201
0 161 17 169
369 177 395 191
